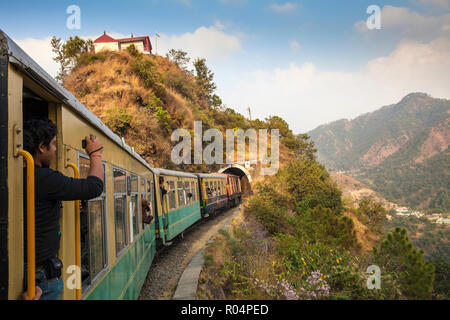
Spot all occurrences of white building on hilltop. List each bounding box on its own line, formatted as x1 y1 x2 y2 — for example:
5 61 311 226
94 31 152 55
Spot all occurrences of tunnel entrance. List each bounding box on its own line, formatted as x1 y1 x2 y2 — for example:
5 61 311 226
219 165 253 196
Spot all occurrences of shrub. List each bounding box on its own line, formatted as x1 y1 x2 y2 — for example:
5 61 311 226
280 159 343 215
104 107 132 136
244 182 294 235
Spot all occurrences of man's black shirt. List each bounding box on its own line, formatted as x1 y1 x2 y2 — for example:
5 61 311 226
24 166 104 266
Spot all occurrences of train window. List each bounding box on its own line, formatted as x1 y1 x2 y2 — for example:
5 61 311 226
114 195 128 255
190 182 196 202
206 181 211 197
114 169 126 193
147 179 155 216
114 168 128 256
130 174 139 240
131 175 138 193
177 181 185 207
168 181 177 210
140 177 146 229
184 181 191 204
78 154 107 289
214 181 218 196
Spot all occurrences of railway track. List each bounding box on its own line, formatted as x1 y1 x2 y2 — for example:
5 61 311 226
139 206 241 300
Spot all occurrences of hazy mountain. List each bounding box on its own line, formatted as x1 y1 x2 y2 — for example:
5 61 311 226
308 93 450 212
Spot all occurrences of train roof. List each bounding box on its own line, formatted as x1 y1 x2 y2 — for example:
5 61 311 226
196 173 226 179
151 168 197 178
0 29 153 172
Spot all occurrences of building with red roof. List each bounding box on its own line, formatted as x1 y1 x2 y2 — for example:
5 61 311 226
94 31 152 54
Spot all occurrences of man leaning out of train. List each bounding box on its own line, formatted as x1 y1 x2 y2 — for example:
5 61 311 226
22 119 104 300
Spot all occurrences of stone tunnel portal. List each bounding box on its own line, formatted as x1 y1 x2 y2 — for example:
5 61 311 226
219 165 252 196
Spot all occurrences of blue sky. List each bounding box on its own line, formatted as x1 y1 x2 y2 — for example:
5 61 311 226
1 0 449 133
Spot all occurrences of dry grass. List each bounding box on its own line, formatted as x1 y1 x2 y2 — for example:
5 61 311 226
344 210 380 253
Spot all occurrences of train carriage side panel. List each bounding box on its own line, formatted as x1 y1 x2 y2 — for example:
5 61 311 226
60 106 157 300
154 169 201 242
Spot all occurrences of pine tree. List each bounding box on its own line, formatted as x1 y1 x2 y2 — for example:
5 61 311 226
373 227 435 299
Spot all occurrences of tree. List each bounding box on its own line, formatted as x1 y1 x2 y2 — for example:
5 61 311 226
281 158 343 215
193 58 217 106
373 227 435 299
357 197 387 233
51 36 94 83
166 49 191 72
51 37 70 83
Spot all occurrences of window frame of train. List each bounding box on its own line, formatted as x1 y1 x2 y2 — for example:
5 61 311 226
78 153 109 292
140 176 149 230
190 181 197 202
177 180 185 208
113 166 129 257
167 180 177 211
147 178 155 227
130 173 140 242
184 181 191 205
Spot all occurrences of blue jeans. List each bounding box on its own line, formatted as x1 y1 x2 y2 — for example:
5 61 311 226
35 268 64 300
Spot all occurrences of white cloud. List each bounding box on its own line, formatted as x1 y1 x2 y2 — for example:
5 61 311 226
413 0 450 8
14 37 58 78
158 25 243 62
269 2 299 14
355 5 450 41
221 37 450 133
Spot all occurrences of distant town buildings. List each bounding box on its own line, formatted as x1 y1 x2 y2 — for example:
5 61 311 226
427 214 443 221
392 208 447 224
394 206 424 217
94 31 152 54
436 218 450 225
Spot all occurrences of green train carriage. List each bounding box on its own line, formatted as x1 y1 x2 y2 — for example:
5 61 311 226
152 168 201 244
0 29 158 300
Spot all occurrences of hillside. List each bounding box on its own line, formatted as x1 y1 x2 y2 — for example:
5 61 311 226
308 93 450 212
62 47 297 171
330 173 397 211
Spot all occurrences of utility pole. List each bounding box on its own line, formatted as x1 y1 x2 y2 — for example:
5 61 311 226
155 31 160 55
248 107 252 121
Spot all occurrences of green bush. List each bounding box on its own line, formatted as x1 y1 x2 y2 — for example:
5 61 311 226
104 107 132 136
244 182 294 236
280 159 343 215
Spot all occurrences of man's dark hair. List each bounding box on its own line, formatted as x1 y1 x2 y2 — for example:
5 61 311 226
159 176 164 185
23 119 58 155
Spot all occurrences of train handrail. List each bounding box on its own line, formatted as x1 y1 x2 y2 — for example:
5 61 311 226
18 150 36 300
66 163 81 300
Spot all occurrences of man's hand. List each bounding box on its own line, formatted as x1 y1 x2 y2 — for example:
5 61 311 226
85 134 103 157
22 286 42 300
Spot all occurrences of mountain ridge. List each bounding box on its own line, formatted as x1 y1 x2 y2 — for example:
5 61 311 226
308 93 450 212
